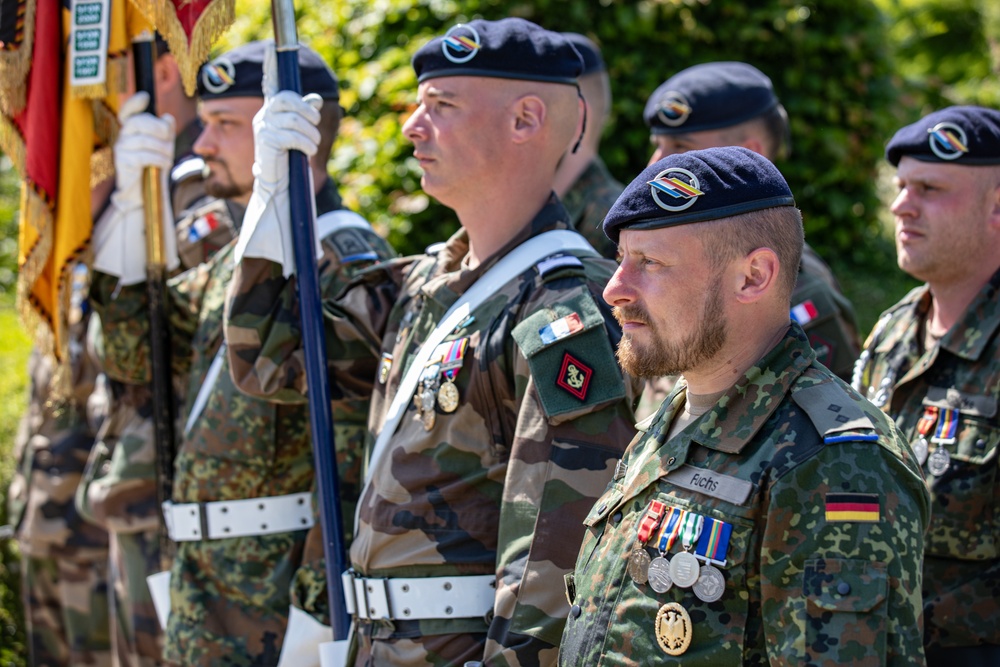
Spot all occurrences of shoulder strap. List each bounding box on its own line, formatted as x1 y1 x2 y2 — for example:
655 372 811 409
365 230 597 483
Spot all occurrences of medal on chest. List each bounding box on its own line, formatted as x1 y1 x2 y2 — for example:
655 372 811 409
928 407 959 476
628 500 667 585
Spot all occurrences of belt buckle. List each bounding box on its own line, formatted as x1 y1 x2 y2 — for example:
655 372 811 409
197 502 210 540
358 576 392 620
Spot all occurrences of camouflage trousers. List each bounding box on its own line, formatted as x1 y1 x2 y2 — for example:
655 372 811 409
21 552 112 667
352 620 488 667
108 529 165 666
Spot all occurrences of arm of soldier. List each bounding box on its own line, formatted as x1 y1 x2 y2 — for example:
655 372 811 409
759 439 930 666
224 242 400 403
483 277 640 665
89 264 206 384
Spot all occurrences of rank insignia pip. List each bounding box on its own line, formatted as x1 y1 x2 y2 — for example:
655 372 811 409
557 352 592 400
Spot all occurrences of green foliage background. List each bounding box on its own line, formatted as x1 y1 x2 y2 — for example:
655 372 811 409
220 0 902 264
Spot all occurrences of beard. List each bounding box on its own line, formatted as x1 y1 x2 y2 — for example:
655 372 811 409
202 160 251 200
614 281 727 378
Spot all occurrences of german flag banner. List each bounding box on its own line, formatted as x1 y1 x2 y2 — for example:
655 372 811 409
128 0 234 96
0 0 145 388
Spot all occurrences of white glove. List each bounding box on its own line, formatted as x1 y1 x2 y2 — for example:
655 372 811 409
235 43 324 276
276 605 333 667
92 92 179 285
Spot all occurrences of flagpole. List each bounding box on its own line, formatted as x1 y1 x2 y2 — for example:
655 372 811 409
270 0 350 642
132 30 177 571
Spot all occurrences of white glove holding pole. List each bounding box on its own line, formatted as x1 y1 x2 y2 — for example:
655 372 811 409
92 91 179 285
235 43 324 276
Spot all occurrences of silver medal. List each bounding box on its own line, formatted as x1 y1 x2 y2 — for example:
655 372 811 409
928 447 951 476
628 548 652 585
647 557 673 594
692 564 725 603
912 437 929 466
669 551 700 589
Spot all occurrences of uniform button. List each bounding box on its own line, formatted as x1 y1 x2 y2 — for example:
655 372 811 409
976 439 986 450
837 582 851 596
570 604 581 618
667 457 676 466
611 511 623 525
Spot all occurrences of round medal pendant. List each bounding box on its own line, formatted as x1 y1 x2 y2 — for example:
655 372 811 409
912 437 929 466
437 381 460 413
669 551 700 589
422 408 436 431
647 557 673 593
628 548 652 585
692 564 725 603
655 602 693 656
928 447 951 476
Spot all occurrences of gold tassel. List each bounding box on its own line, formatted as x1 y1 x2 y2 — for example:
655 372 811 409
90 146 114 188
0 112 26 176
130 0 235 96
0 0 36 116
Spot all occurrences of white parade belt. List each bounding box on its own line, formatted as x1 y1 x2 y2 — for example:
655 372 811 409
342 570 495 621
162 492 314 541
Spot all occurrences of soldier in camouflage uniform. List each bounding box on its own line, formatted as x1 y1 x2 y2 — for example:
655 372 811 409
89 42 392 666
853 106 1000 665
226 19 642 666
553 33 623 260
559 147 930 665
635 62 862 420
78 36 237 667
8 252 111 662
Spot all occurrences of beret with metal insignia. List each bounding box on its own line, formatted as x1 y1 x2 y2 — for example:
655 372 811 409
643 61 779 135
561 32 605 76
412 18 583 85
603 146 796 244
197 39 340 102
885 105 1000 166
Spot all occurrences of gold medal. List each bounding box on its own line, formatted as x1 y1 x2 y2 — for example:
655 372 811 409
627 548 652 585
420 387 436 431
437 380 460 413
655 602 692 656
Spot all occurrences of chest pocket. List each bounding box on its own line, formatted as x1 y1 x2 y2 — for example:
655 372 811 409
920 389 1000 560
581 487 756 666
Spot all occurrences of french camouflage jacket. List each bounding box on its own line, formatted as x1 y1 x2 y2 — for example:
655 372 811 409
561 325 930 666
8 264 107 559
853 268 1000 648
225 196 643 666
561 157 624 261
90 181 392 664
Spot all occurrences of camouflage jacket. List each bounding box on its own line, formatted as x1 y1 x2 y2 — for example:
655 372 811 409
561 157 623 260
91 181 392 664
78 127 236 535
560 325 930 666
794 243 861 380
226 196 642 666
852 268 1000 649
7 267 108 559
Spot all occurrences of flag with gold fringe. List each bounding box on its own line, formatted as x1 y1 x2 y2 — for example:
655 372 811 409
128 0 234 96
0 0 147 388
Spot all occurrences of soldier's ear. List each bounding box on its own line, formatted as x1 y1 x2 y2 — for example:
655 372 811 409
734 247 779 305
511 94 545 143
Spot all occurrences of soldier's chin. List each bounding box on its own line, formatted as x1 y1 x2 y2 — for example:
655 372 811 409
204 180 247 200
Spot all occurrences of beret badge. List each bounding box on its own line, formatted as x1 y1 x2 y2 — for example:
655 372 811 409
656 91 692 127
927 122 969 161
201 57 236 95
441 24 482 64
648 167 704 212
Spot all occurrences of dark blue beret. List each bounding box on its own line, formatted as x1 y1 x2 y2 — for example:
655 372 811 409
885 105 1000 166
561 33 605 76
604 146 796 244
643 62 778 135
413 18 583 85
198 40 339 101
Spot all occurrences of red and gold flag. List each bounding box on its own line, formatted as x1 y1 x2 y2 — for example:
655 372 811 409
0 0 144 385
129 0 235 95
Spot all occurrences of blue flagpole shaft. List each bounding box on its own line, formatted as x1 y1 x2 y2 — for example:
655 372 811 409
271 0 350 642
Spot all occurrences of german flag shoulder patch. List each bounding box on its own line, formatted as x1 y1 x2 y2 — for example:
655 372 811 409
825 493 880 522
